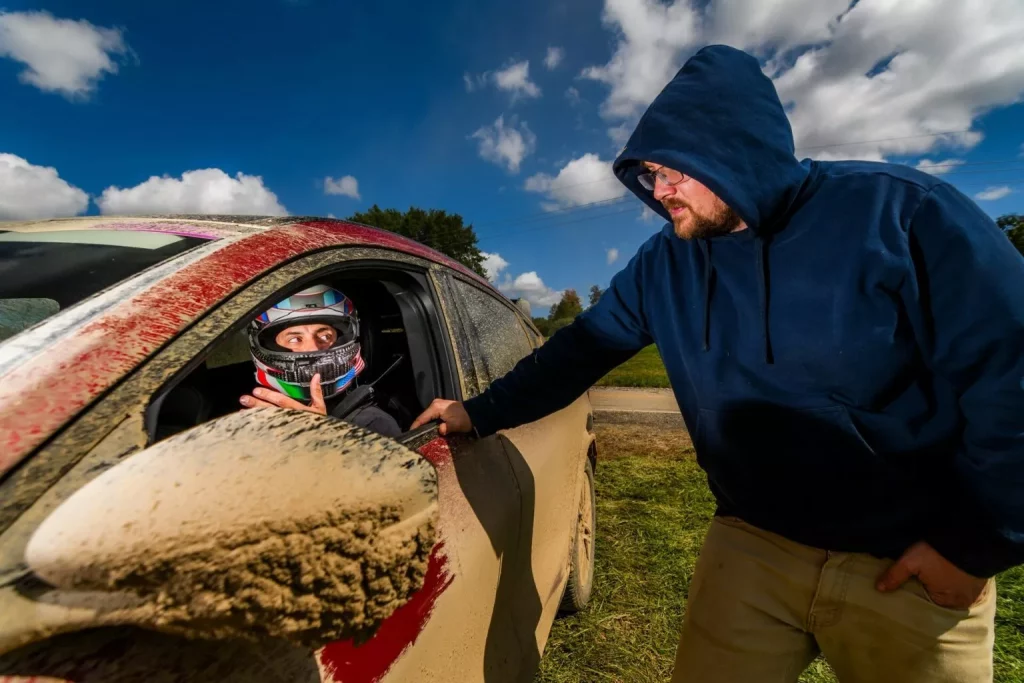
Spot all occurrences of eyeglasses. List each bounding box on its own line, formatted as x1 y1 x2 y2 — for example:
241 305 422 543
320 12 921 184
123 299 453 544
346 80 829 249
638 165 690 191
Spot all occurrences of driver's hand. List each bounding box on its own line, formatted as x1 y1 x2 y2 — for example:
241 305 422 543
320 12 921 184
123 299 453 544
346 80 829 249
412 399 473 436
240 373 328 416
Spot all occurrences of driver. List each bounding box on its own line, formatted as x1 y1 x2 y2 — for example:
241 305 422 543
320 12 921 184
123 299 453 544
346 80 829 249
239 284 401 438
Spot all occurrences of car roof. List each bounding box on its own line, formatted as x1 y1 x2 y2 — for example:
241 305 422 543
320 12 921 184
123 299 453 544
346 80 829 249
0 215 493 477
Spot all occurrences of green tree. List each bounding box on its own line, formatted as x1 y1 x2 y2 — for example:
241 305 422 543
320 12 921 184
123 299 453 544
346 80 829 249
997 214 1024 256
348 205 486 277
532 317 552 337
549 289 583 322
589 285 605 307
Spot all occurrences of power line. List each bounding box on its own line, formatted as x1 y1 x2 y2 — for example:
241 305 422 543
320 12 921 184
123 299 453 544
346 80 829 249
794 129 975 152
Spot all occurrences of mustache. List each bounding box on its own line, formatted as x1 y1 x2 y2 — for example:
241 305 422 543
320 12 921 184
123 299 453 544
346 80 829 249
661 199 690 211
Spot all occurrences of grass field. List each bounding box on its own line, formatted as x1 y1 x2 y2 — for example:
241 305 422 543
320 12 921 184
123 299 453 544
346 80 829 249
537 424 1024 683
596 345 671 388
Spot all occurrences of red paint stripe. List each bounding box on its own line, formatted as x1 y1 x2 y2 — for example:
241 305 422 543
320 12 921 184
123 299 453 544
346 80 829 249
317 544 454 683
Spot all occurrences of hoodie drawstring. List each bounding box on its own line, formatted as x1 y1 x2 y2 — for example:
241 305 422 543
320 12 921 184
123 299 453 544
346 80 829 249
699 239 712 352
756 235 774 364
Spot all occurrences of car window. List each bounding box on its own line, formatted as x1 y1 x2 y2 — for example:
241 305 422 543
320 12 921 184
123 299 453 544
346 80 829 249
0 229 212 339
451 278 534 383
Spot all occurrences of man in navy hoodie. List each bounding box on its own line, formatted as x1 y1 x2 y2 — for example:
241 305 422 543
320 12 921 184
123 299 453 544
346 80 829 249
413 46 1024 682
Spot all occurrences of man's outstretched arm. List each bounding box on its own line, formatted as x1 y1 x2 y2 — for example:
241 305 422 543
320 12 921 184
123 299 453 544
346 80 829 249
413 240 658 436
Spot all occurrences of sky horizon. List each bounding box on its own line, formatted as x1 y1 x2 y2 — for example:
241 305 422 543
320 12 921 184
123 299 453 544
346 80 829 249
2 0 1023 315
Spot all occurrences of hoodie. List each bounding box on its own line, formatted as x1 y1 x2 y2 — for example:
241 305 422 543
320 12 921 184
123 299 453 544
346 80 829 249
465 45 1024 578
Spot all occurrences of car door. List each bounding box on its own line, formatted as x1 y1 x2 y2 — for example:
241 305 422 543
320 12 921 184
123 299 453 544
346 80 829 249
439 272 592 658
0 247 519 683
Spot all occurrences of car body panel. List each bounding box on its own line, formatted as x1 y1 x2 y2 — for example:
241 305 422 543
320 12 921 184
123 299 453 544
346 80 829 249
0 216 593 683
0 216 486 476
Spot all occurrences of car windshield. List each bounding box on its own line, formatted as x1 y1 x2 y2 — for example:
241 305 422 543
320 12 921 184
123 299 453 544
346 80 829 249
0 229 213 342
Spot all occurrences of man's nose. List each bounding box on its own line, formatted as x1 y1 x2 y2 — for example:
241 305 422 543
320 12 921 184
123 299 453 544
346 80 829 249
652 180 674 202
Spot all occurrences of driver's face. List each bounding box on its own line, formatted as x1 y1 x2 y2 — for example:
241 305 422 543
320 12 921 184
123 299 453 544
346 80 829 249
275 324 337 352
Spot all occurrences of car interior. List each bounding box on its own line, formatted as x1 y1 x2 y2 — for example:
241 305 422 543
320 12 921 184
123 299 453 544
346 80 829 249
148 266 455 444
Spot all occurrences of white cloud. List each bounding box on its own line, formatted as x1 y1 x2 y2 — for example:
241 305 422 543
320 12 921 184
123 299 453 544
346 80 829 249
580 0 1024 161
96 168 287 216
480 252 509 281
0 10 131 98
975 185 1013 201
493 60 541 100
471 115 536 173
0 153 89 220
524 153 628 209
640 206 658 222
324 175 360 199
497 271 563 309
914 158 966 176
565 86 581 105
545 46 565 70
463 72 486 92
606 247 620 265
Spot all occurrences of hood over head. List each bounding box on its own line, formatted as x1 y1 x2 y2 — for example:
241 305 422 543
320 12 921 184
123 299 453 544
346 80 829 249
614 45 809 232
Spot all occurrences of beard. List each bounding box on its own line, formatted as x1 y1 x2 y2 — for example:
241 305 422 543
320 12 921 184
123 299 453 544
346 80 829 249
665 200 743 240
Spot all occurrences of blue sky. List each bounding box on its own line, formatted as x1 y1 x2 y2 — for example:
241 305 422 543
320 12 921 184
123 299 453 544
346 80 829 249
2 0 1023 314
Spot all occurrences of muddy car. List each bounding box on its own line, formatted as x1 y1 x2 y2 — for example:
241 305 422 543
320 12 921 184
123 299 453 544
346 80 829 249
0 216 597 683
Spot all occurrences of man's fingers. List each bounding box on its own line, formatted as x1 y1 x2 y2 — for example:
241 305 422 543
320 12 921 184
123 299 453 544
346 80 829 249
309 374 327 414
411 401 443 430
240 395 275 409
877 556 916 592
252 387 306 411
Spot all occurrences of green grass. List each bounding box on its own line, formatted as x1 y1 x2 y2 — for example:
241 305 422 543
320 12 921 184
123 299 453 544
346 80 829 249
537 425 1024 683
595 345 671 388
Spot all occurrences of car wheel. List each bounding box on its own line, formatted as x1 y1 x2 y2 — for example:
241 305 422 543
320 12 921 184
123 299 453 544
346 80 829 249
559 456 595 613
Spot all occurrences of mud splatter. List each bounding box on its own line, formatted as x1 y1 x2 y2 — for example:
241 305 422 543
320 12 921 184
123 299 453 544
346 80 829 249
95 505 436 648
25 409 439 650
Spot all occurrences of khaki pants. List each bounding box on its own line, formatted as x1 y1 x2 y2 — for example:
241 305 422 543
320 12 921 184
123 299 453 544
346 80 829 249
671 516 996 683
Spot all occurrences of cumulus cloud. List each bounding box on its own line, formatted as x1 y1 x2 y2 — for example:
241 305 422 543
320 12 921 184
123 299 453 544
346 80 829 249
324 175 360 199
975 185 1013 201
480 251 509 281
580 0 1024 161
471 115 537 173
494 60 541 100
0 10 131 98
480 253 562 309
465 59 542 101
524 153 627 209
606 247 620 265
915 159 966 176
545 46 565 70
96 168 287 216
0 153 89 220
497 271 563 309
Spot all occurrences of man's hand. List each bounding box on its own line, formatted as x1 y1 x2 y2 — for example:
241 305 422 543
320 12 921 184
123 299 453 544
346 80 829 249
239 373 328 416
411 399 473 436
876 540 988 609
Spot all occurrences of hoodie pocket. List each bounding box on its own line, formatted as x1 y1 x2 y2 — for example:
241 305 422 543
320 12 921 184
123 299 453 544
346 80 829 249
694 403 884 518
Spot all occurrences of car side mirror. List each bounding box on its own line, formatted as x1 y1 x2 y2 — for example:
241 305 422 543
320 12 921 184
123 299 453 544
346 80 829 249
24 407 439 649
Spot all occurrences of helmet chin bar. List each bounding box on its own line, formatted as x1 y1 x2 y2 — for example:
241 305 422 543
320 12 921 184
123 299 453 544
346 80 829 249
249 325 363 400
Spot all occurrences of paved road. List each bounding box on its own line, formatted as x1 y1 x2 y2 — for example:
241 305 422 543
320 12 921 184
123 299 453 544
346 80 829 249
588 387 683 428
588 387 679 413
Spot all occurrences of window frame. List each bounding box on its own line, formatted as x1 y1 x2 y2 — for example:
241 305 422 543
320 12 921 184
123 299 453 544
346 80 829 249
144 254 461 443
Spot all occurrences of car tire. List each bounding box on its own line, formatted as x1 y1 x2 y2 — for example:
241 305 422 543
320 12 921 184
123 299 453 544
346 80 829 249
559 456 595 613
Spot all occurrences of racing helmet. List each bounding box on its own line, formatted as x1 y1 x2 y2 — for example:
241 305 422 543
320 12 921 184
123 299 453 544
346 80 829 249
248 285 365 401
